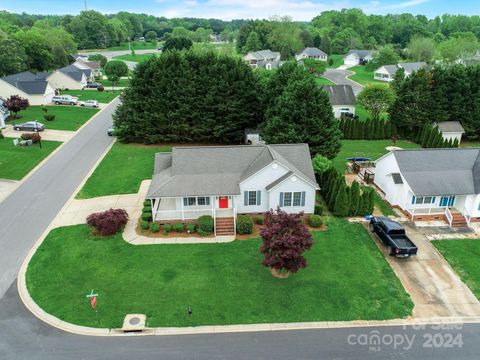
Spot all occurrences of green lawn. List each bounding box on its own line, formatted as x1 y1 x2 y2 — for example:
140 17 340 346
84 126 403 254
62 90 121 103
348 66 389 87
83 41 158 52
76 143 172 199
433 239 480 298
328 54 344 68
315 76 335 85
15 106 99 131
355 104 388 121
26 218 412 328
333 139 420 173
0 137 62 180
100 78 130 87
113 53 157 63
373 191 397 217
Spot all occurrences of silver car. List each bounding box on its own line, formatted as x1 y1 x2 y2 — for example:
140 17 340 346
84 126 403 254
79 100 99 108
13 121 45 131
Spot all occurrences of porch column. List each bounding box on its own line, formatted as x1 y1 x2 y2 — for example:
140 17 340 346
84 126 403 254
181 197 185 221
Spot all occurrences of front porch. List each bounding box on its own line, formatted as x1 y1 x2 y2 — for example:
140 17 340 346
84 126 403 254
405 206 470 228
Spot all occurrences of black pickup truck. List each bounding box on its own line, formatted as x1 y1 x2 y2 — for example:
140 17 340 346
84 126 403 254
369 216 418 258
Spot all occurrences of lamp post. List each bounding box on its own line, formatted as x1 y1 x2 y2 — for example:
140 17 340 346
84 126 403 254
35 120 42 148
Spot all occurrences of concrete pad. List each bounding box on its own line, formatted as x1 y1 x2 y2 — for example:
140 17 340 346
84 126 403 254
2 125 74 142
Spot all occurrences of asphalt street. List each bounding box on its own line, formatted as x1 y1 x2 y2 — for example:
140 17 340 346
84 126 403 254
323 68 364 95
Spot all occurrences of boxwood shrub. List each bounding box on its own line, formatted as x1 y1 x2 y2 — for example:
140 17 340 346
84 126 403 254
237 215 253 235
314 204 324 216
197 215 214 235
186 223 196 233
143 200 150 206
150 222 160 233
140 220 149 230
164 223 172 233
308 214 323 228
142 212 152 221
254 215 264 225
174 223 184 232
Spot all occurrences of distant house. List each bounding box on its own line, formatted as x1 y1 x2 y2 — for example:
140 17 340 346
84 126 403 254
146 144 318 235
344 50 375 66
295 47 328 62
244 50 282 70
72 59 102 78
374 62 429 82
0 71 55 106
435 121 465 144
0 97 9 128
321 85 356 118
244 128 264 145
47 65 88 90
374 148 480 227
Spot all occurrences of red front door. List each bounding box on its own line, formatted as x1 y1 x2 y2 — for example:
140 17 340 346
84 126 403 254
219 196 229 209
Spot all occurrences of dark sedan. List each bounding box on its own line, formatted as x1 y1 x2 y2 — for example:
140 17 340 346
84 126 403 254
85 82 102 88
13 121 45 131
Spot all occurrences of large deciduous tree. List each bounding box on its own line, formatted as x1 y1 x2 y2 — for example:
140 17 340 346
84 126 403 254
6 95 29 119
163 36 193 51
356 84 395 121
0 37 27 76
260 208 313 276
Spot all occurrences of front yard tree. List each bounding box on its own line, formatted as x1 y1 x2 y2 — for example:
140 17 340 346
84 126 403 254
163 36 193 51
104 60 128 90
262 76 341 158
145 31 157 42
6 95 29 119
357 84 395 122
260 208 313 277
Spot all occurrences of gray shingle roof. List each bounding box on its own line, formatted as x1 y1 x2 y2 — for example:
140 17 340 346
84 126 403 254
321 85 355 106
346 50 374 58
381 65 399 75
435 121 465 134
398 62 428 74
147 144 317 198
244 50 280 61
1 71 50 94
392 148 480 196
59 65 86 82
297 47 327 57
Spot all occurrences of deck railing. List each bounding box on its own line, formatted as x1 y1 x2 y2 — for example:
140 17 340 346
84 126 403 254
445 207 453 227
463 206 472 227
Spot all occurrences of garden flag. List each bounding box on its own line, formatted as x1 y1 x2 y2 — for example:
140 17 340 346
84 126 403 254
91 296 97 309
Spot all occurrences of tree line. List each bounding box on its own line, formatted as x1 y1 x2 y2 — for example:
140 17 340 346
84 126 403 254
339 117 395 140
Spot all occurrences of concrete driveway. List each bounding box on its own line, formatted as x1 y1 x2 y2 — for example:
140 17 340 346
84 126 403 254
79 48 161 60
323 68 364 95
370 222 480 318
2 125 74 142
0 179 17 203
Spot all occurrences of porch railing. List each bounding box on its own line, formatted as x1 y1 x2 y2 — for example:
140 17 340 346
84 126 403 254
463 206 472 227
445 207 453 227
154 208 214 221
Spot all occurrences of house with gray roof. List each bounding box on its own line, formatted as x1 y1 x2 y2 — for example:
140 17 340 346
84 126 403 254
374 62 429 82
46 65 88 90
344 50 376 66
295 47 328 62
244 50 282 70
0 71 55 105
435 121 465 144
374 148 480 227
321 85 356 118
146 144 318 235
73 58 102 78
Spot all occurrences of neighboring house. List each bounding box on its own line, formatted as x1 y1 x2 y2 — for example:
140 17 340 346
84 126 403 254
73 59 102 78
0 71 55 106
374 148 480 227
0 97 9 128
244 50 282 70
435 121 465 144
146 144 318 235
344 50 375 66
321 85 356 118
374 62 429 82
295 47 328 62
47 65 88 90
244 128 264 145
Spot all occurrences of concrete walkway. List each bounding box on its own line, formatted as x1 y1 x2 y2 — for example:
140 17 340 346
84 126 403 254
0 179 18 203
2 125 75 142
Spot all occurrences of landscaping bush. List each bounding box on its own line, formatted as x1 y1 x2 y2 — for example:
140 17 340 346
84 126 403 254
314 204 324 216
43 114 55 122
142 212 152 221
143 200 151 206
150 222 160 233
164 223 172 233
140 220 149 230
174 223 184 232
86 208 129 236
197 215 214 235
97 86 105 92
143 205 152 213
237 215 253 234
186 223 195 233
20 133 41 143
308 214 323 228
254 215 264 225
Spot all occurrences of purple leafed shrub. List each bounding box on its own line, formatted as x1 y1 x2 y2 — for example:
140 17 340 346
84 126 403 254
86 208 129 236
259 208 313 274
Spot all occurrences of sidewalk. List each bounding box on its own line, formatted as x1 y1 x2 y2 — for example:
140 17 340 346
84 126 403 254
2 125 75 142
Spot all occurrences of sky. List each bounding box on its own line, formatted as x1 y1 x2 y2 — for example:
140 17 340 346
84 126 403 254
1 0 479 20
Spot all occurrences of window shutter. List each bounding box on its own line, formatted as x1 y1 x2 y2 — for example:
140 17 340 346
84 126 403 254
244 191 248 206
279 192 284 207
301 191 306 206
432 197 436 204
183 198 187 207
206 197 210 206
411 195 415 205
257 190 261 205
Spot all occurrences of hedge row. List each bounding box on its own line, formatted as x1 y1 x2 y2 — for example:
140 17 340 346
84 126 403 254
339 117 396 140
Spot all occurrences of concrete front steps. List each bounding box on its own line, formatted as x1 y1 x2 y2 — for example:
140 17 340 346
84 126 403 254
216 217 235 236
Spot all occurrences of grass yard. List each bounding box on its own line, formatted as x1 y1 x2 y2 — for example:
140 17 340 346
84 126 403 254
100 78 130 87
62 90 121 103
315 76 335 86
348 66 389 87
15 106 99 131
76 143 172 199
433 239 480 298
373 191 397 217
0 137 62 180
328 54 344 68
355 104 388 121
83 41 159 52
26 218 412 328
113 53 157 63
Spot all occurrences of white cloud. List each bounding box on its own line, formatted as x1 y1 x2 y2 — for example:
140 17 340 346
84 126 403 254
383 0 432 9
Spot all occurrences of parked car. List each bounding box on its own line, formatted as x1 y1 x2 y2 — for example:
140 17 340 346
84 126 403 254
13 121 45 132
340 112 359 120
369 216 418 258
107 127 115 136
79 100 99 108
52 95 78 105
85 82 102 89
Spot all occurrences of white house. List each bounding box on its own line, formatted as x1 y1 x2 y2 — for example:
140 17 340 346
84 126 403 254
435 121 465 144
321 85 356 118
344 50 375 66
0 97 9 128
0 71 55 106
374 148 480 227
47 65 88 90
374 62 429 82
72 59 102 79
295 47 328 62
146 144 318 235
244 50 282 70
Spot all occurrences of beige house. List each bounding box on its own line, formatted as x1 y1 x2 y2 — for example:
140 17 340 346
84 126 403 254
0 72 55 106
47 65 88 90
73 59 102 79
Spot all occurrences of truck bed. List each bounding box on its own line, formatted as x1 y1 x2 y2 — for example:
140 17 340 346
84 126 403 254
389 234 416 249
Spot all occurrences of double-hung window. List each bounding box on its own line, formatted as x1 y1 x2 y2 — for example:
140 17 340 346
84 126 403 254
412 196 435 205
283 192 292 206
244 191 261 206
197 197 210 206
183 197 211 207
280 191 306 207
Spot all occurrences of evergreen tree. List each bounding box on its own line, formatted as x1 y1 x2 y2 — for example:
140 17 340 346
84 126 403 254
453 138 460 147
352 120 359 139
426 127 438 148
432 130 444 148
345 118 352 139
349 181 360 216
447 138 454 147
385 120 392 138
421 126 432 147
416 123 427 144
334 182 349 217
357 194 364 217
328 177 341 210
378 119 386 139
365 120 373 140
367 188 375 215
